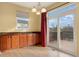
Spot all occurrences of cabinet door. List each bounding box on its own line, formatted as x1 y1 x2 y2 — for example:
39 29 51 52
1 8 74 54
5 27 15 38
32 33 36 45
7 35 11 49
36 34 40 44
32 33 41 45
19 33 27 48
11 34 19 49
0 35 11 51
19 34 23 48
26 34 28 46
0 35 8 51
33 33 40 45
23 34 28 47
0 36 1 50
28 34 33 46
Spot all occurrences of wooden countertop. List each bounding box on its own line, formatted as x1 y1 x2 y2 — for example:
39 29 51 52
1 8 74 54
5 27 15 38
0 32 41 36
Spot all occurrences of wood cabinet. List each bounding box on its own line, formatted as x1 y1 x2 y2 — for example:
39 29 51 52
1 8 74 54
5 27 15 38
11 34 19 49
1 35 8 51
0 34 11 51
7 35 11 49
19 33 28 48
28 34 34 46
0 32 41 51
33 33 41 45
36 33 41 44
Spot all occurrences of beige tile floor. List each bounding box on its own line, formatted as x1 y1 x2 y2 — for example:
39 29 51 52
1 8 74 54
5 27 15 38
0 46 73 57
49 40 74 53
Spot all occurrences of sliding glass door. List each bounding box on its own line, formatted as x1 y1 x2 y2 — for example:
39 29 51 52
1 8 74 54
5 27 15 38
59 14 75 53
48 18 58 48
47 3 76 54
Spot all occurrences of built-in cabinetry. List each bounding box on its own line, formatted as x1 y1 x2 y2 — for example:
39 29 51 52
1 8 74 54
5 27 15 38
0 32 41 51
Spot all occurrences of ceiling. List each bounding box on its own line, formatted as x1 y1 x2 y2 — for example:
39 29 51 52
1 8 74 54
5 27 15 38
11 2 55 9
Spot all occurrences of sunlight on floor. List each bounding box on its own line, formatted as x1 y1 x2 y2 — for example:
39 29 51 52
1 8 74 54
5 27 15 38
49 40 74 53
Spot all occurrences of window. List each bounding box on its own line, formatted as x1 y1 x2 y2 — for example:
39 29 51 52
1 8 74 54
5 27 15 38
16 11 29 30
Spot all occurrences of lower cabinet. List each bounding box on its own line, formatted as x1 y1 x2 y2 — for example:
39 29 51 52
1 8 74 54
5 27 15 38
19 33 28 48
28 34 34 46
11 34 19 49
33 33 41 45
36 33 41 44
0 32 41 51
7 35 11 49
0 35 11 51
1 35 8 51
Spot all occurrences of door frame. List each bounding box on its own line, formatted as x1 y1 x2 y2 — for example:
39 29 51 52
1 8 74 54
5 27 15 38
47 11 77 56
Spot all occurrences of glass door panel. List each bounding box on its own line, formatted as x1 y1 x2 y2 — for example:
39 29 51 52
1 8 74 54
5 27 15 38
60 14 74 53
48 18 58 48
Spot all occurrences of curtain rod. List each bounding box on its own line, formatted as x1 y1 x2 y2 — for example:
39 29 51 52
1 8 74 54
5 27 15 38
47 2 70 12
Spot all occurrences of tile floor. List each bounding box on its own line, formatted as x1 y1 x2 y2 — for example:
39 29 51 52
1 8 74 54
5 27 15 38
49 40 74 53
0 46 73 57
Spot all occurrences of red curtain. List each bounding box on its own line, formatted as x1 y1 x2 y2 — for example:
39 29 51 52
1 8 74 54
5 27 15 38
41 12 47 47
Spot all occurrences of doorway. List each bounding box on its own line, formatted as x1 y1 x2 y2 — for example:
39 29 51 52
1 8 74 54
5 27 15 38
47 3 76 55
